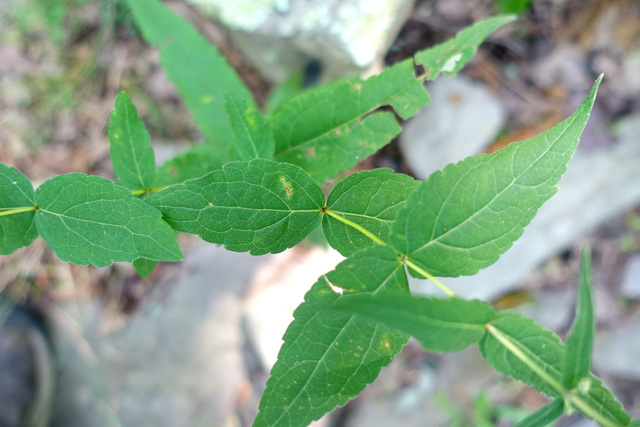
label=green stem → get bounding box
[0,206,37,217]
[486,323,565,392]
[567,393,622,427]
[323,208,455,296]
[403,258,455,297]
[486,324,623,427]
[323,209,385,245]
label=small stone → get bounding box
[620,255,640,299]
[399,76,506,181]
[593,320,640,380]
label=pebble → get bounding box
[399,76,506,181]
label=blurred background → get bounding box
[1,0,640,426]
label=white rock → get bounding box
[593,320,640,380]
[186,0,414,82]
[399,76,506,181]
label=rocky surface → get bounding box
[185,0,414,82]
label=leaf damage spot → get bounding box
[280,176,294,197]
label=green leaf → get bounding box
[269,16,514,184]
[225,93,275,161]
[391,76,602,278]
[255,245,409,427]
[416,15,517,79]
[133,258,158,277]
[0,164,37,255]
[330,294,495,352]
[514,399,563,427]
[481,311,565,399]
[146,159,324,255]
[481,311,630,426]
[108,91,156,190]
[496,0,532,15]
[126,0,254,163]
[264,74,303,115]
[323,169,418,256]
[562,246,595,389]
[630,419,640,426]
[153,144,225,187]
[35,173,182,266]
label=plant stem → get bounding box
[486,324,624,426]
[323,209,385,245]
[403,258,455,296]
[0,206,37,217]
[323,208,455,296]
[486,323,565,393]
[567,393,623,427]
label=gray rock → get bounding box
[620,255,640,300]
[515,287,574,332]
[50,244,268,427]
[243,247,345,370]
[186,0,414,82]
[411,113,640,301]
[593,320,640,380]
[399,76,506,181]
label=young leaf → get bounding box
[416,15,516,80]
[481,311,565,399]
[481,311,630,426]
[108,91,156,191]
[126,0,254,163]
[255,245,409,427]
[35,173,182,266]
[270,16,514,184]
[562,246,595,389]
[0,163,37,255]
[133,258,158,277]
[225,93,275,161]
[323,169,418,256]
[330,294,495,352]
[146,159,324,255]
[514,399,564,427]
[391,76,602,278]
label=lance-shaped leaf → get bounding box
[255,245,409,427]
[0,163,37,255]
[35,173,182,267]
[391,76,602,278]
[127,0,254,163]
[481,311,630,426]
[416,15,516,80]
[330,294,495,352]
[563,246,595,389]
[108,91,156,190]
[226,93,275,161]
[146,159,324,255]
[514,399,564,427]
[323,169,418,256]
